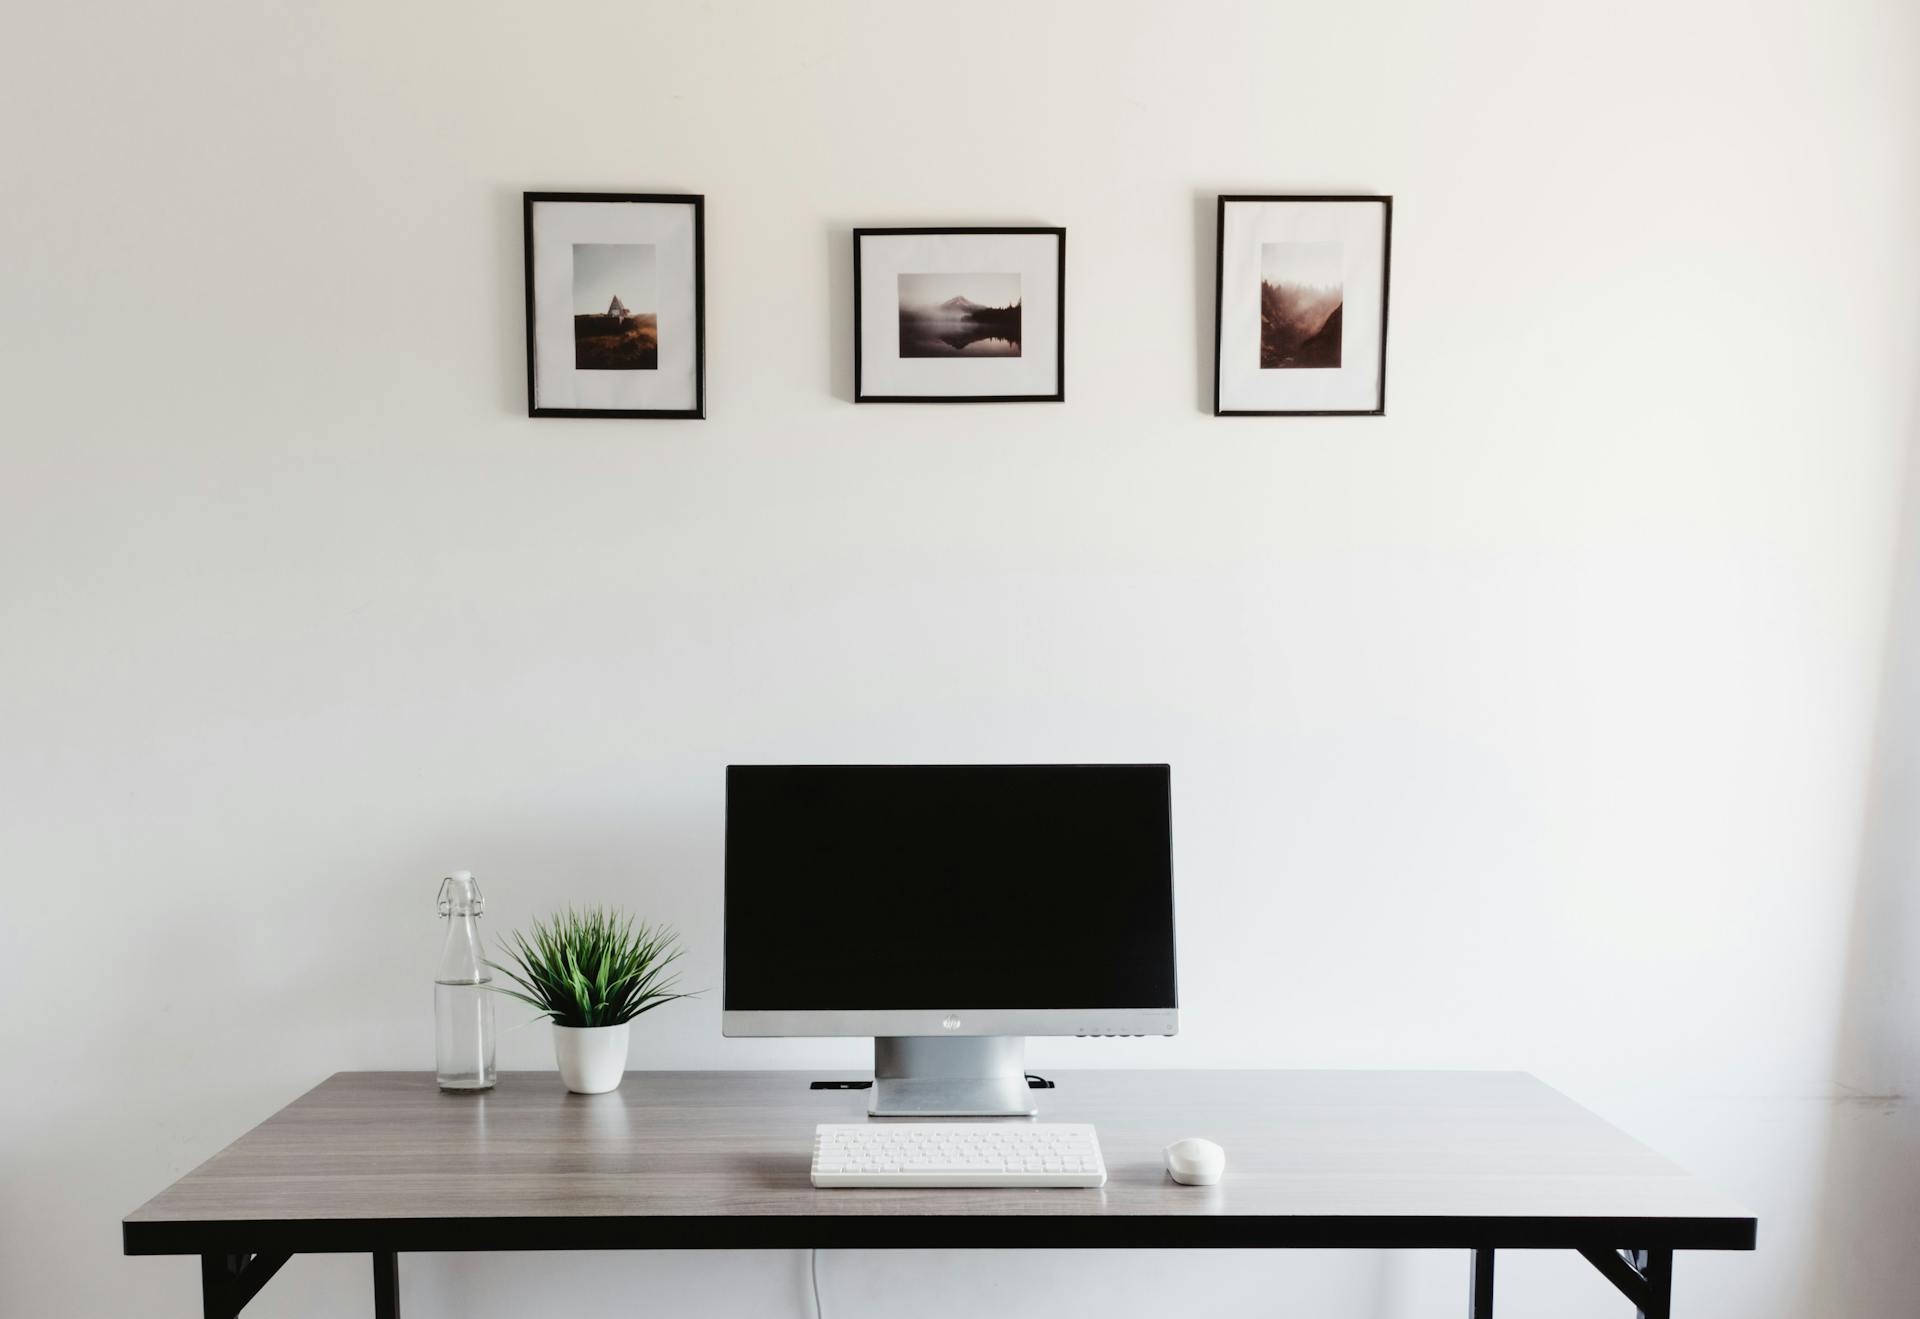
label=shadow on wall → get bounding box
[1191,190,1215,416]
[1811,406,1920,1314]
[499,187,528,416]
[827,223,855,404]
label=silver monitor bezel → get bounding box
[721,1006,1179,1038]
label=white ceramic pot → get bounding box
[552,1022,630,1094]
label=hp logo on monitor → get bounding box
[942,1014,962,1031]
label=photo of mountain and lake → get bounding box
[1259,241,1342,370]
[573,242,658,370]
[897,272,1022,358]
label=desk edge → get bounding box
[122,1211,1759,1256]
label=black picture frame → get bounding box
[1213,195,1392,417]
[524,191,706,419]
[853,227,1066,404]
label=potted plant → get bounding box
[488,908,691,1094]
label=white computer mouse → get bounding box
[1164,1137,1226,1186]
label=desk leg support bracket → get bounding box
[1579,1248,1674,1319]
[198,1251,399,1319]
[199,1251,290,1319]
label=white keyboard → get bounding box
[811,1123,1107,1188]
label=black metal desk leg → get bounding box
[1632,1249,1672,1319]
[372,1252,400,1318]
[1469,1248,1495,1317]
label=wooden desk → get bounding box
[123,1070,1754,1318]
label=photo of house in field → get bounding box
[573,245,658,370]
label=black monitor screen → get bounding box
[724,764,1176,1010]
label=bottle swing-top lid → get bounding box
[437,871,484,917]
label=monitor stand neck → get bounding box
[870,1036,1037,1117]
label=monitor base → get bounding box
[870,1036,1037,1117]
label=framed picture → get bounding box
[523,192,705,419]
[854,227,1065,403]
[1213,195,1391,416]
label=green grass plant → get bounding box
[488,908,690,1028]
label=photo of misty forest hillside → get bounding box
[1259,241,1343,370]
[897,271,1022,358]
[572,242,658,370]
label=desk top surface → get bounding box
[123,1070,1755,1254]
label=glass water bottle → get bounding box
[435,871,496,1091]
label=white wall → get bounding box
[1813,383,1920,1316]
[2,1,1916,1315]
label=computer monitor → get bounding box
[723,764,1177,1115]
